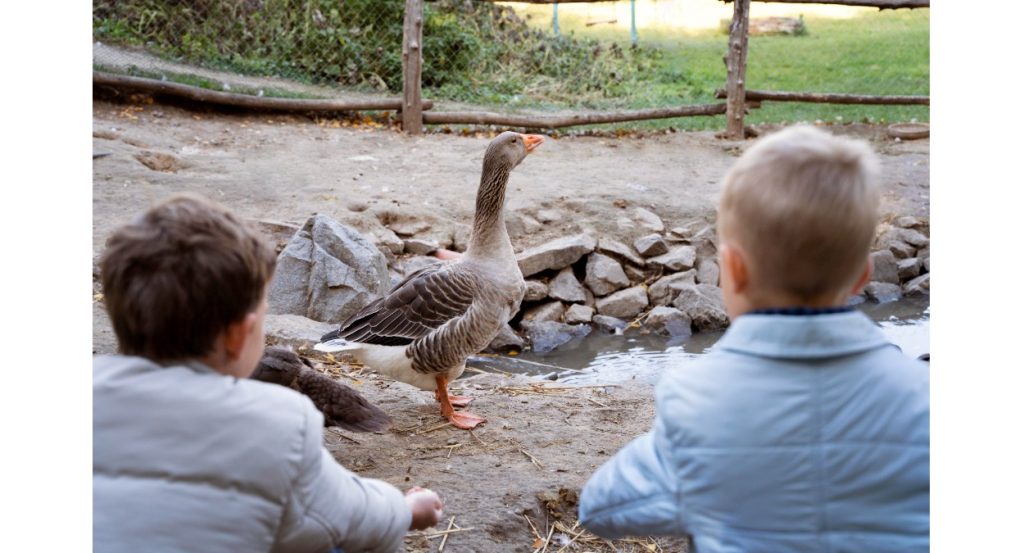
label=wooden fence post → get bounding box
[402,0,424,135]
[724,0,750,139]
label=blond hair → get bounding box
[717,125,881,300]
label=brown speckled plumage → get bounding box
[251,346,391,432]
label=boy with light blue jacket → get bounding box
[579,126,929,552]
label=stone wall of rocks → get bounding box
[266,210,930,356]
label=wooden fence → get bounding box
[92,0,929,137]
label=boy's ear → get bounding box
[721,243,749,294]
[222,313,258,361]
[850,256,873,296]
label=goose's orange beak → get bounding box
[521,134,545,154]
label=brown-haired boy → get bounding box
[93,193,442,552]
[579,126,929,552]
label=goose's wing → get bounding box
[333,263,480,346]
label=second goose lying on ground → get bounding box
[251,346,391,432]
[316,131,544,429]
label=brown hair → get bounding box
[100,193,276,362]
[717,125,881,300]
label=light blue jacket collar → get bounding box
[715,310,891,359]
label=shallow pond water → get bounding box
[469,296,930,385]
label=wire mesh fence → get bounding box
[91,0,929,130]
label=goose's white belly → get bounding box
[347,344,464,391]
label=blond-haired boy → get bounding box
[579,126,929,552]
[94,194,443,553]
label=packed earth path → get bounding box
[92,99,929,552]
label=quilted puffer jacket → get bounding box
[579,311,929,553]
[94,355,410,553]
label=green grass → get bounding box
[502,5,929,131]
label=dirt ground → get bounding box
[92,98,929,552]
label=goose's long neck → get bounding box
[465,158,512,260]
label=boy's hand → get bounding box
[405,487,444,530]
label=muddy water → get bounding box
[470,296,930,385]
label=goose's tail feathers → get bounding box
[314,338,360,353]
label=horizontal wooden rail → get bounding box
[93,72,433,112]
[715,88,929,105]
[719,0,928,9]
[422,104,728,129]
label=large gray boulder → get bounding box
[585,253,630,296]
[596,286,649,319]
[649,245,698,272]
[671,283,729,331]
[268,215,389,324]
[648,269,697,306]
[548,267,588,303]
[870,250,900,285]
[516,234,597,277]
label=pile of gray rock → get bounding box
[860,216,931,304]
[262,210,930,357]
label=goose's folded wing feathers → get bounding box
[337,264,480,346]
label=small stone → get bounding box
[548,267,587,303]
[887,240,916,260]
[585,253,631,296]
[451,224,472,252]
[894,227,929,248]
[521,301,565,324]
[264,314,339,350]
[897,257,922,281]
[847,293,867,306]
[644,306,693,338]
[536,209,562,224]
[917,247,930,273]
[596,238,646,267]
[648,270,698,306]
[516,234,598,277]
[523,280,549,302]
[634,234,670,257]
[525,321,591,354]
[634,207,665,233]
[375,228,405,255]
[623,264,647,284]
[565,304,595,324]
[696,258,720,286]
[903,273,930,295]
[864,282,902,303]
[592,315,628,334]
[667,226,693,241]
[671,283,729,331]
[895,216,922,229]
[595,286,649,319]
[485,323,525,353]
[403,238,439,256]
[392,256,442,278]
[648,246,698,272]
[869,250,900,285]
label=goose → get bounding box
[251,346,392,432]
[315,131,545,429]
